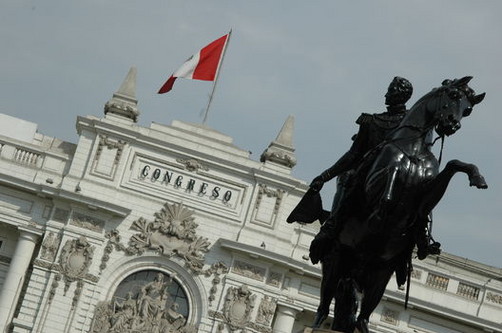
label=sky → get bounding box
[1,1,501,268]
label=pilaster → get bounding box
[272,302,303,333]
[0,228,39,332]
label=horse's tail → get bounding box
[405,251,413,309]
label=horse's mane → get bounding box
[409,86,446,113]
[398,85,447,131]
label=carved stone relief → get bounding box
[232,260,266,281]
[380,307,399,325]
[59,236,94,293]
[99,202,211,274]
[44,237,95,309]
[411,269,423,280]
[210,285,272,333]
[266,271,282,288]
[127,202,210,272]
[90,272,196,333]
[256,296,277,326]
[70,212,105,232]
[486,292,502,305]
[40,232,61,262]
[222,285,256,331]
[176,158,209,172]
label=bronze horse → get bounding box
[303,77,486,333]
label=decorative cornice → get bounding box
[219,239,321,278]
[428,252,502,281]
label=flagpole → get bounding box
[202,29,232,125]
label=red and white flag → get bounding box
[158,32,231,94]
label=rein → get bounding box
[431,135,445,166]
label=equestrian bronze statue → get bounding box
[288,77,486,333]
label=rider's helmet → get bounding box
[385,76,413,106]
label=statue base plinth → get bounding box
[303,328,344,333]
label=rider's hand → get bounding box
[310,176,324,192]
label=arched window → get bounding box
[112,270,189,318]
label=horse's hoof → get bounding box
[470,175,488,189]
[354,319,369,333]
[312,312,327,328]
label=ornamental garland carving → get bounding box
[204,262,229,306]
[40,231,61,262]
[100,229,127,272]
[255,184,284,215]
[486,292,502,305]
[96,135,127,165]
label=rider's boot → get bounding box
[309,217,338,264]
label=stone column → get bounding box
[273,302,303,333]
[0,229,39,332]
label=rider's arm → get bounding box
[310,114,371,190]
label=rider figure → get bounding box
[309,76,440,264]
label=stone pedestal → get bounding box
[303,328,345,333]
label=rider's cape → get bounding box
[287,188,330,224]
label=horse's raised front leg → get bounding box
[419,159,487,216]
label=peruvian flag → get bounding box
[158,32,231,94]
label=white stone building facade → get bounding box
[0,68,500,333]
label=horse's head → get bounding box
[433,76,485,136]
